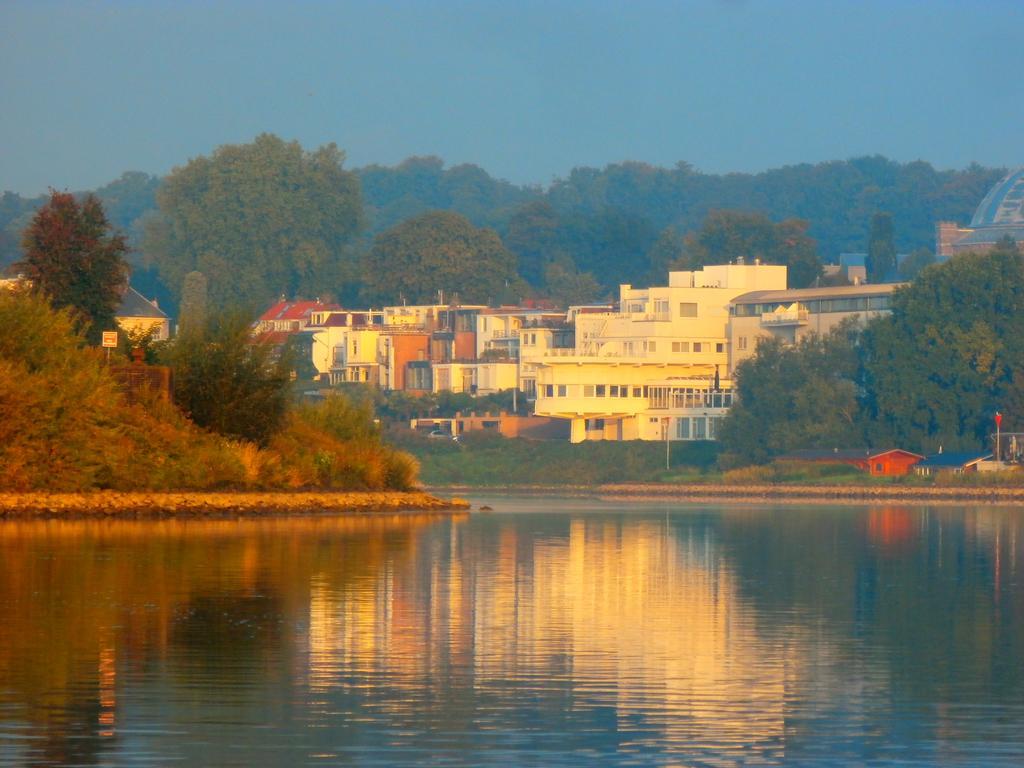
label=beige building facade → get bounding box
[533,264,786,443]
[728,283,900,374]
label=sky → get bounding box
[2,0,1024,196]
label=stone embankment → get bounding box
[0,490,470,519]
[599,482,1024,504]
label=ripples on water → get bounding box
[0,500,1022,766]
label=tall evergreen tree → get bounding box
[16,191,128,343]
[867,212,897,283]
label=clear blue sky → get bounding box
[2,0,1023,195]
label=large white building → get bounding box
[532,263,787,443]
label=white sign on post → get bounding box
[101,331,118,348]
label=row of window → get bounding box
[626,301,701,318]
[541,384,732,410]
[732,296,891,317]
[646,416,724,440]
[585,415,723,440]
[620,340,726,355]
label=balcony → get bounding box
[489,329,520,341]
[760,309,808,326]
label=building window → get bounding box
[708,417,723,440]
[633,387,642,398]
[545,385,554,398]
[672,341,691,353]
[596,385,606,397]
[647,341,657,353]
[679,302,698,317]
[586,418,605,431]
[557,385,567,397]
[738,336,748,351]
[610,385,619,397]
[692,342,702,353]
[676,418,690,440]
[619,386,629,398]
[716,342,724,353]
[692,418,707,439]
[654,299,669,317]
[584,385,595,397]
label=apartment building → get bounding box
[728,283,900,374]
[532,264,786,443]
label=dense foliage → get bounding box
[0,290,420,492]
[717,326,862,466]
[721,241,1024,463]
[143,134,362,309]
[16,191,128,343]
[681,211,822,288]
[362,210,521,304]
[863,239,1024,452]
[0,289,244,490]
[4,150,1001,314]
[161,310,294,445]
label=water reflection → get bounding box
[0,503,1022,766]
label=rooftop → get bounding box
[971,167,1024,228]
[916,452,993,468]
[259,300,339,322]
[731,283,902,305]
[117,286,167,319]
[778,448,922,462]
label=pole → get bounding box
[996,411,1003,463]
[664,418,670,471]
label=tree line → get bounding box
[0,134,1003,316]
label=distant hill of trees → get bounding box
[1,144,1005,314]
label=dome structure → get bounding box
[971,168,1024,227]
[939,168,1024,256]
[970,167,1024,230]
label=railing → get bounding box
[489,329,520,340]
[761,309,808,325]
[541,348,579,357]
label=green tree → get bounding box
[503,201,569,287]
[162,310,293,445]
[718,325,863,465]
[682,211,822,288]
[178,270,208,334]
[862,239,1024,452]
[362,211,519,304]
[867,212,897,283]
[897,246,937,281]
[144,133,362,308]
[644,226,686,284]
[542,262,601,306]
[15,191,128,343]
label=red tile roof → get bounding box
[259,300,339,322]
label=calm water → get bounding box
[1,497,1022,766]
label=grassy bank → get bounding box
[393,430,720,486]
[396,431,1024,493]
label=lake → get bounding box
[1,496,1022,766]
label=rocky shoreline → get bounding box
[433,482,1024,505]
[598,482,1024,504]
[0,490,471,519]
